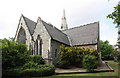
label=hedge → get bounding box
[22,65,55,76]
[30,55,45,65]
[2,65,55,77]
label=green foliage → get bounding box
[57,44,99,68]
[2,38,31,69]
[107,2,120,28]
[22,65,55,77]
[83,55,98,72]
[111,48,120,62]
[2,38,55,77]
[3,65,55,77]
[57,60,70,69]
[2,66,23,77]
[117,53,120,62]
[30,55,45,65]
[100,40,114,60]
[23,61,38,69]
[116,41,120,48]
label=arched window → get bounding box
[35,35,42,55]
[17,27,26,44]
[35,39,38,55]
[40,39,42,55]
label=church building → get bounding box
[14,10,100,65]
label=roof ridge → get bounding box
[42,20,53,27]
[64,21,99,31]
[23,15,36,24]
[22,15,37,35]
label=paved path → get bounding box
[55,61,114,74]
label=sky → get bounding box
[0,0,119,45]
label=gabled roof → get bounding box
[22,15,70,45]
[21,15,99,46]
[42,21,70,45]
[63,22,99,46]
[23,15,36,35]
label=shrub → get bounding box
[23,61,38,69]
[2,66,23,77]
[30,55,45,65]
[74,58,82,67]
[2,38,55,77]
[2,38,31,69]
[57,60,70,69]
[117,53,120,62]
[57,44,99,68]
[22,67,54,77]
[38,65,55,75]
[3,65,55,77]
[83,55,98,72]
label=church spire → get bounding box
[61,9,68,30]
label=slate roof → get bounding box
[23,16,36,35]
[42,21,70,45]
[23,15,70,45]
[63,22,99,46]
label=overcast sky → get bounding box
[0,0,119,45]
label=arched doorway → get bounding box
[17,27,26,44]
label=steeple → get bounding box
[61,9,68,30]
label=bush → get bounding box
[22,66,54,77]
[3,65,55,77]
[57,60,70,69]
[83,55,98,72]
[30,55,45,65]
[2,38,55,77]
[2,66,23,77]
[37,65,55,75]
[117,53,120,62]
[57,44,99,68]
[2,38,31,69]
[23,61,38,69]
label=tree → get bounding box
[107,1,120,53]
[110,48,120,61]
[100,40,114,60]
[107,2,120,28]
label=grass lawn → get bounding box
[44,60,119,78]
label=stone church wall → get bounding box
[51,40,62,65]
[32,18,51,64]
